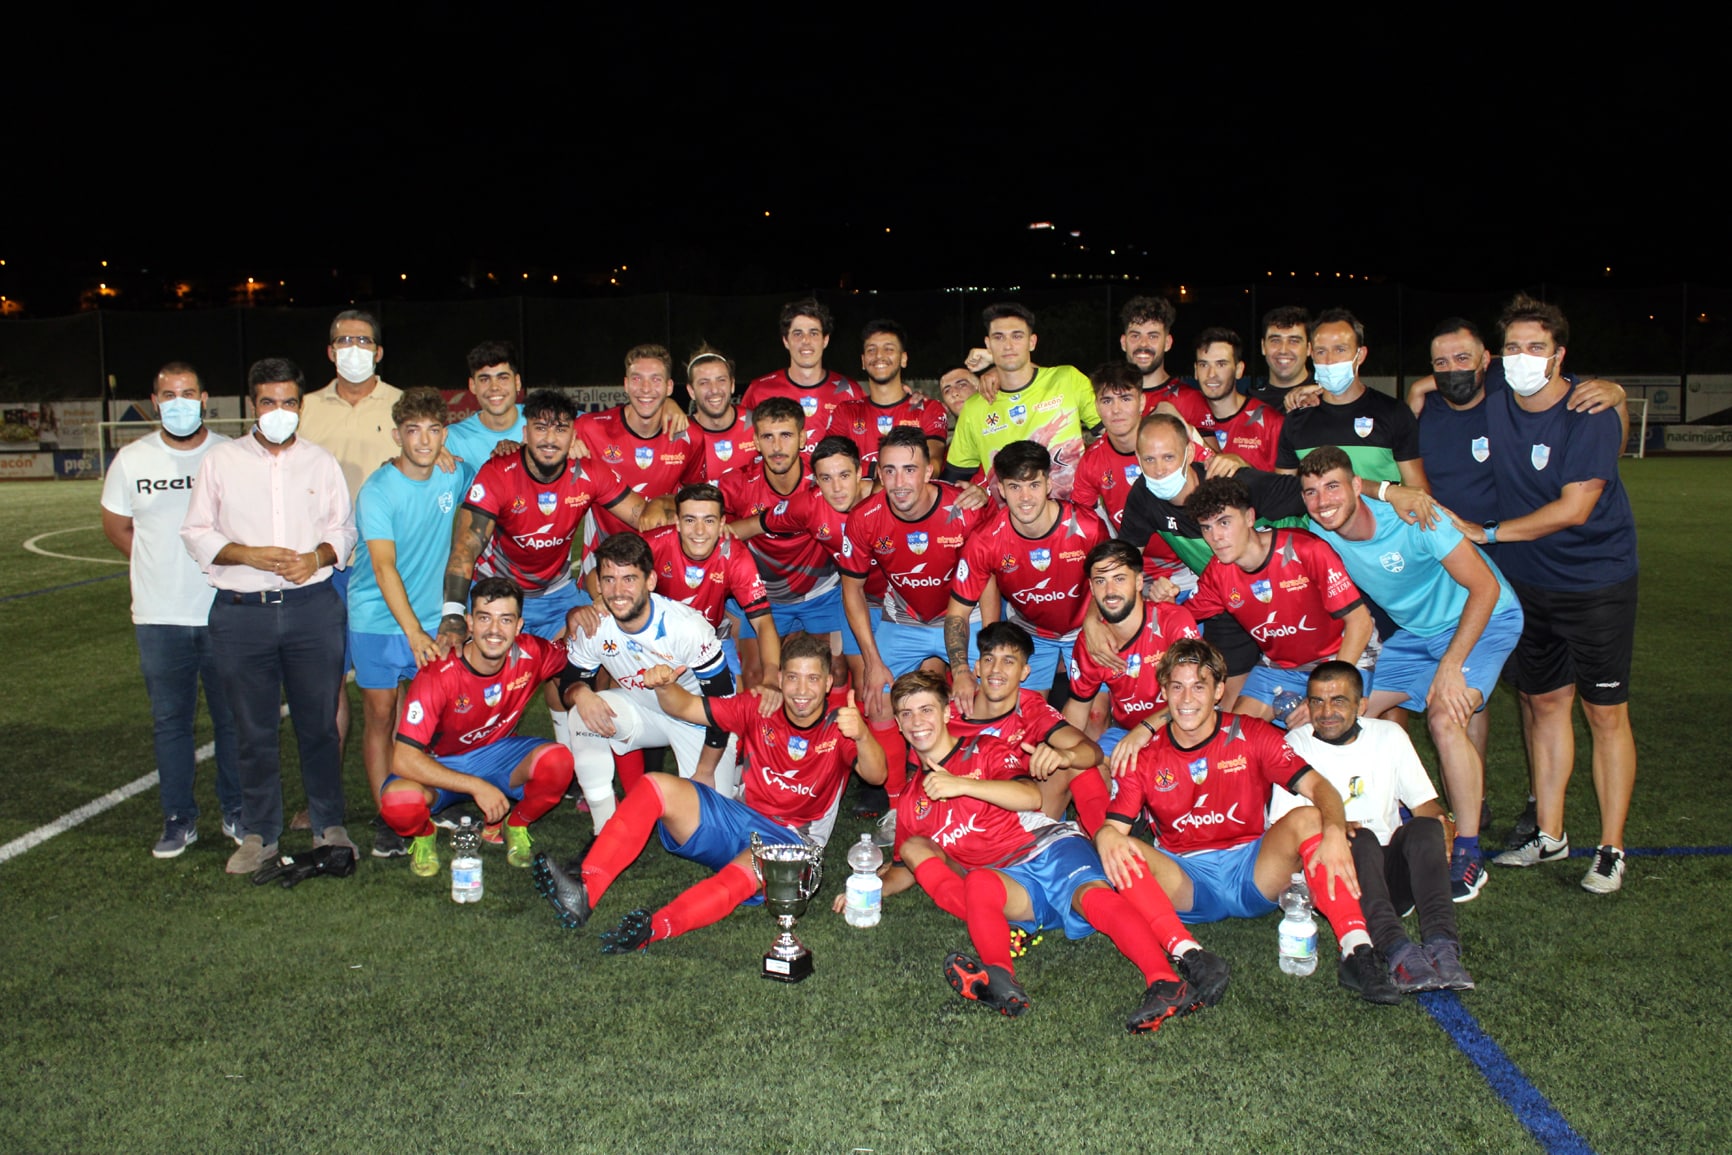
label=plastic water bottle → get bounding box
[1271,687,1305,726]
[1277,872,1317,976]
[451,817,483,904]
[844,833,884,928]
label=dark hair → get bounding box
[878,425,930,464]
[1310,307,1366,347]
[981,301,1036,334]
[890,670,950,712]
[1157,637,1226,686]
[1294,444,1355,480]
[624,343,675,378]
[247,357,304,399]
[811,435,861,470]
[686,342,735,384]
[994,440,1051,482]
[1307,659,1365,698]
[392,386,450,427]
[1120,295,1176,332]
[1187,477,1254,525]
[466,339,518,376]
[594,531,654,576]
[1194,327,1245,363]
[328,308,380,345]
[861,318,909,348]
[976,621,1035,662]
[469,576,524,613]
[780,298,834,338]
[674,483,725,513]
[1261,306,1311,336]
[780,632,832,668]
[1429,317,1483,345]
[753,395,805,431]
[1089,360,1142,400]
[522,387,577,424]
[1498,293,1570,348]
[1085,538,1142,578]
[155,361,201,390]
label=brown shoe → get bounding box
[313,826,358,855]
[227,834,279,875]
[290,809,311,831]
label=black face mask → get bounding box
[1435,369,1482,405]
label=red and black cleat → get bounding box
[943,951,1030,1018]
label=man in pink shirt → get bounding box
[181,357,358,875]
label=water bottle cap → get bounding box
[1290,872,1305,884]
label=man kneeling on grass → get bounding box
[889,671,1230,1033]
[532,633,884,951]
[383,577,576,876]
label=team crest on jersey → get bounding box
[1188,757,1209,785]
[1124,464,1142,484]
[913,794,932,819]
[1354,417,1374,439]
[684,565,705,589]
[1153,766,1177,792]
[787,734,809,761]
[601,639,620,656]
[877,414,894,435]
[1379,551,1406,573]
[438,492,455,514]
[1008,401,1028,425]
[850,418,867,435]
[873,535,895,555]
[510,496,526,514]
[816,523,832,541]
[1029,548,1051,572]
[1531,443,1551,470]
[1215,430,1229,449]
[537,490,557,515]
[760,722,778,745]
[483,684,503,708]
[1124,652,1142,678]
[603,445,623,464]
[1471,436,1490,463]
[635,446,654,469]
[1227,588,1244,609]
[714,439,733,461]
[451,694,472,714]
[1001,554,1019,574]
[1099,468,1115,492]
[907,531,929,555]
[799,396,820,416]
[1251,579,1273,603]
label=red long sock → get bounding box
[581,778,668,908]
[1302,833,1369,940]
[964,870,1015,975]
[648,862,759,942]
[1078,885,1178,986]
[870,719,908,799]
[379,790,433,838]
[614,749,646,796]
[1114,872,1196,959]
[1068,766,1111,834]
[913,857,967,919]
[508,745,575,827]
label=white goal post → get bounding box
[94,418,257,480]
[1623,398,1648,459]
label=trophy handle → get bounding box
[748,832,766,888]
[800,845,823,900]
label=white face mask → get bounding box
[1313,359,1357,395]
[335,345,377,384]
[1503,353,1552,396]
[257,408,300,444]
[157,396,203,438]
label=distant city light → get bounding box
[1028,221,1053,230]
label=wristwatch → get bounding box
[1482,521,1499,544]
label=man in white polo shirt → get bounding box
[100,361,242,857]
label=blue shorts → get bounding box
[876,618,977,679]
[840,604,870,657]
[521,583,588,640]
[657,782,800,905]
[387,734,546,814]
[1000,832,1108,940]
[768,583,845,638]
[1159,837,1279,924]
[349,631,417,691]
[1370,605,1523,713]
[1097,725,1129,758]
[1026,633,1075,695]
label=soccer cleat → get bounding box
[1386,941,1445,994]
[1338,944,1403,1005]
[409,834,441,878]
[370,814,408,859]
[1126,978,1194,1034]
[221,812,244,847]
[1450,846,1489,903]
[872,809,897,849]
[531,851,592,929]
[1493,830,1569,868]
[1505,798,1539,850]
[504,824,534,868]
[600,909,654,954]
[1581,845,1626,894]
[1423,937,1476,991]
[226,835,278,875]
[852,783,888,820]
[943,951,1030,1018]
[153,815,198,859]
[1174,947,1231,1013]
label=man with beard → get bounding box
[1166,329,1284,472]
[685,344,756,481]
[742,298,862,454]
[1119,295,1183,410]
[825,319,947,475]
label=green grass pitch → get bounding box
[0,462,1727,1154]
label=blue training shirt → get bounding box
[444,406,525,468]
[348,458,477,635]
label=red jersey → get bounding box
[694,409,757,480]
[1141,380,1187,414]
[1072,438,1187,576]
[741,370,862,453]
[717,459,838,602]
[1198,398,1283,472]
[948,688,1070,753]
[465,451,628,596]
[953,502,1108,640]
[705,690,859,831]
[643,524,769,631]
[397,635,568,758]
[839,482,991,625]
[1185,528,1365,668]
[1109,712,1311,854]
[573,407,705,537]
[893,734,1044,868]
[759,484,884,601]
[825,392,947,469]
[1067,601,1202,729]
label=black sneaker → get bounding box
[1386,941,1445,994]
[531,851,592,930]
[1505,798,1538,850]
[370,814,408,859]
[1126,978,1194,1034]
[1422,937,1476,991]
[1450,846,1488,903]
[1338,944,1402,1005]
[943,951,1030,1017]
[852,783,888,820]
[1174,947,1231,1013]
[600,909,653,954]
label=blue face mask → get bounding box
[1313,360,1357,394]
[1143,457,1189,501]
[157,397,203,438]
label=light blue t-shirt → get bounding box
[444,407,525,467]
[348,459,477,635]
[1313,498,1518,639]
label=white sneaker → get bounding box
[1581,845,1625,894]
[1493,830,1569,867]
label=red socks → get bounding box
[1113,871,1195,960]
[1068,766,1111,834]
[870,719,908,799]
[1301,833,1369,940]
[613,749,646,796]
[508,744,574,827]
[964,870,1015,974]
[1078,885,1178,986]
[581,778,668,908]
[649,862,759,943]
[379,789,433,838]
[913,857,967,919]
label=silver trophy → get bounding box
[749,832,823,983]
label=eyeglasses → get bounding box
[331,335,378,348]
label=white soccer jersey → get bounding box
[1269,718,1439,845]
[564,594,728,713]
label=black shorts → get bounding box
[1199,612,1260,678]
[1506,575,1637,706]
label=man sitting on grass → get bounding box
[382,577,575,876]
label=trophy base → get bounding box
[761,950,814,983]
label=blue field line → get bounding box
[0,571,128,603]
[1566,845,1732,857]
[1422,991,1597,1155]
